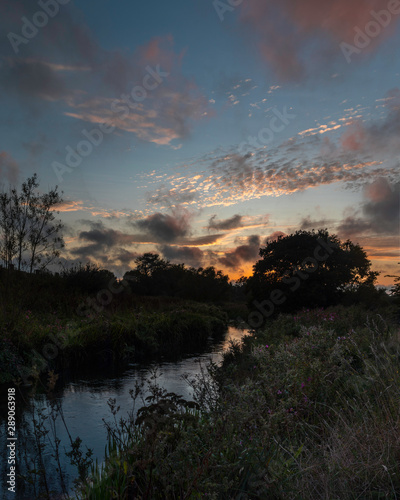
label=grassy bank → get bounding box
[0,300,228,385]
[79,304,400,499]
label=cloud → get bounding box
[337,177,400,238]
[300,216,330,230]
[56,200,90,212]
[79,223,139,248]
[70,222,145,262]
[208,214,243,231]
[1,2,210,146]
[341,88,400,158]
[145,109,400,208]
[0,151,19,184]
[70,243,104,260]
[147,186,197,206]
[133,210,191,243]
[219,234,261,268]
[183,234,224,246]
[146,139,396,208]
[159,245,204,267]
[265,231,287,243]
[340,121,367,151]
[336,217,372,239]
[115,249,140,265]
[237,0,399,81]
[1,58,68,102]
[362,178,400,233]
[62,35,210,146]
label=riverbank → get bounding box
[80,304,400,499]
[0,299,229,386]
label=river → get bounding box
[0,325,248,499]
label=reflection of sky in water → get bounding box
[0,326,248,498]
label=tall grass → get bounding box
[80,305,400,499]
[0,301,228,385]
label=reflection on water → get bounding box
[0,326,248,499]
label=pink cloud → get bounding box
[364,176,393,202]
[341,121,367,151]
[238,0,400,80]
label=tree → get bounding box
[0,190,17,269]
[123,254,232,301]
[13,174,39,270]
[386,265,400,304]
[124,253,170,295]
[62,262,116,294]
[0,174,64,273]
[246,229,378,314]
[133,253,169,278]
[26,186,64,273]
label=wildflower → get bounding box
[277,389,282,395]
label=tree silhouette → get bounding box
[246,229,378,313]
[0,174,64,273]
[124,254,231,301]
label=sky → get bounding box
[0,0,399,284]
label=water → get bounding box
[0,326,248,499]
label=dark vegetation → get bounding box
[244,229,390,316]
[79,305,400,499]
[1,175,399,498]
[0,261,232,386]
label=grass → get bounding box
[77,304,400,499]
[0,299,228,386]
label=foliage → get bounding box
[61,262,117,294]
[246,229,378,315]
[80,306,400,499]
[386,266,400,305]
[0,298,228,385]
[124,253,232,302]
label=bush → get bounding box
[61,262,116,294]
[81,306,400,498]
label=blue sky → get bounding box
[0,0,399,283]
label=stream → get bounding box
[0,325,248,499]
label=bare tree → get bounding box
[0,174,64,273]
[0,190,17,269]
[27,187,64,273]
[11,173,40,271]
